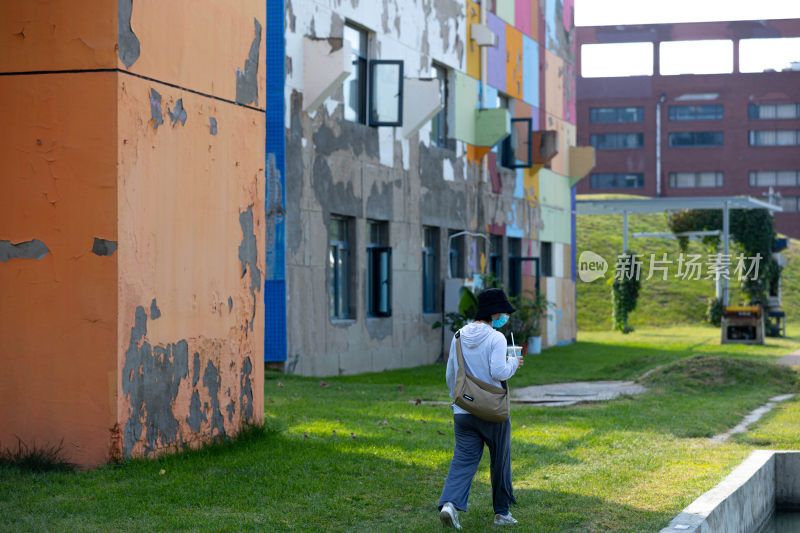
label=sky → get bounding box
[575,0,800,76]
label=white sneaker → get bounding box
[439,502,462,530]
[494,512,518,526]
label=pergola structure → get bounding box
[576,196,782,305]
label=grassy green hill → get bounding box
[575,200,800,332]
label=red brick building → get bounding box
[575,19,800,237]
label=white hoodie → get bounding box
[445,321,520,415]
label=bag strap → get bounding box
[455,330,466,379]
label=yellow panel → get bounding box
[466,0,481,80]
[544,50,564,120]
[524,164,542,202]
[505,25,523,99]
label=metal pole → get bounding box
[622,211,629,251]
[656,93,666,197]
[722,201,730,306]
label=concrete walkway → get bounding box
[511,381,648,407]
[777,348,800,366]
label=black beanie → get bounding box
[474,288,516,321]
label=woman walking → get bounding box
[438,288,524,530]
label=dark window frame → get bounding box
[368,59,404,127]
[668,105,723,121]
[541,241,553,278]
[590,133,644,150]
[448,230,464,279]
[501,118,533,168]
[343,23,368,125]
[329,215,353,320]
[590,173,644,189]
[422,226,439,313]
[431,64,449,148]
[589,106,644,123]
[668,131,724,147]
[489,235,503,282]
[366,220,392,317]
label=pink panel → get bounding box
[564,62,576,125]
[515,0,531,37]
[562,0,574,31]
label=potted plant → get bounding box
[506,290,552,355]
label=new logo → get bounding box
[578,251,608,283]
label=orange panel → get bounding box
[125,0,266,108]
[505,24,523,99]
[0,72,118,468]
[0,1,118,72]
[467,143,492,165]
[117,74,265,458]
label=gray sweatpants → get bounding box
[438,413,517,515]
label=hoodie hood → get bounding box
[459,321,498,350]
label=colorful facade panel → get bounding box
[522,34,540,106]
[486,12,506,91]
[505,24,523,99]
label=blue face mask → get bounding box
[492,314,509,328]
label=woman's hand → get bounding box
[516,355,524,367]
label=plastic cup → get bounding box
[507,345,522,358]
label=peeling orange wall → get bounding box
[1,1,265,468]
[0,73,119,468]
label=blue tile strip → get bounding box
[264,0,287,362]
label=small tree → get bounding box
[611,251,641,333]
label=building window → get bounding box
[778,197,800,212]
[366,220,391,317]
[448,230,464,278]
[368,60,403,126]
[431,64,449,147]
[669,172,724,188]
[668,105,723,121]
[749,103,800,120]
[590,173,644,189]
[749,130,800,146]
[589,107,644,123]
[749,170,800,187]
[668,131,723,147]
[489,235,503,282]
[329,216,352,319]
[541,241,552,277]
[343,23,368,124]
[590,133,644,149]
[422,226,439,313]
[501,118,534,168]
[508,238,522,297]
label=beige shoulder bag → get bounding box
[452,330,510,423]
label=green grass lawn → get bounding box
[576,203,800,332]
[2,325,800,532]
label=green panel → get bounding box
[452,71,478,144]
[539,168,572,244]
[495,0,515,25]
[474,108,510,147]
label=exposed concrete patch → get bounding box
[285,92,304,255]
[191,352,200,387]
[710,394,795,444]
[168,98,187,127]
[91,238,117,256]
[238,205,260,331]
[365,317,392,340]
[121,306,189,457]
[0,239,50,262]
[511,381,648,406]
[312,120,379,159]
[186,390,207,432]
[202,359,226,437]
[311,156,360,217]
[265,151,285,282]
[239,357,254,420]
[209,117,217,135]
[149,89,164,130]
[149,298,161,319]
[117,0,140,68]
[226,400,235,422]
[235,18,262,106]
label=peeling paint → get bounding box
[186,390,207,432]
[122,306,189,457]
[239,357,254,420]
[228,296,233,312]
[149,89,164,130]
[91,238,117,256]
[226,400,235,422]
[238,206,261,331]
[192,352,200,387]
[168,98,187,127]
[235,18,262,106]
[202,360,226,437]
[118,0,141,68]
[0,239,50,262]
[209,117,217,135]
[149,298,161,320]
